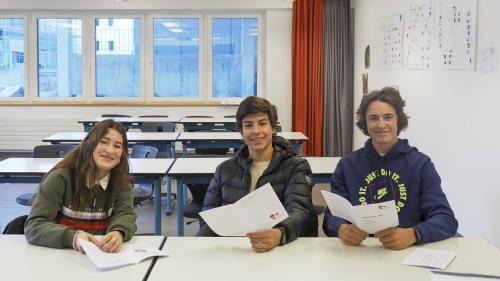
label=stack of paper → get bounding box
[79,239,168,270]
[321,190,399,234]
[401,248,457,269]
[199,183,289,236]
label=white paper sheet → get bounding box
[321,190,399,234]
[401,248,457,269]
[199,183,289,236]
[79,239,168,270]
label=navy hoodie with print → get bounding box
[323,138,458,244]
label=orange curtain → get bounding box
[292,0,324,156]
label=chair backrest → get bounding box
[101,114,131,118]
[184,115,214,118]
[140,122,176,132]
[33,144,77,158]
[2,215,28,234]
[138,115,169,118]
[130,145,159,159]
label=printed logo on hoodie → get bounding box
[357,168,408,212]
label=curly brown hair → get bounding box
[355,87,409,136]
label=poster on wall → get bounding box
[436,0,477,70]
[404,0,435,69]
[383,13,404,69]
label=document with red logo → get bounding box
[199,183,289,236]
[321,190,399,234]
[79,239,168,271]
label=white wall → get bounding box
[352,0,500,246]
[0,1,293,147]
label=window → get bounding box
[95,18,141,98]
[0,12,262,104]
[37,18,82,98]
[153,18,200,98]
[0,18,24,98]
[210,17,258,98]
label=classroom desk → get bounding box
[177,132,309,156]
[148,237,500,281]
[43,132,179,158]
[302,156,340,183]
[178,117,236,132]
[0,158,174,235]
[0,235,165,281]
[167,157,336,236]
[79,117,181,131]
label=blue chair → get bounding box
[16,144,77,206]
[130,145,159,206]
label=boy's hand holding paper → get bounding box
[321,190,399,234]
[199,183,289,236]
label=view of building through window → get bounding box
[212,18,258,98]
[153,18,199,98]
[1,15,259,100]
[95,18,141,98]
[37,18,82,98]
[0,18,24,98]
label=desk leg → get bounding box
[296,143,303,156]
[165,176,174,216]
[154,177,161,235]
[182,144,187,156]
[176,179,185,236]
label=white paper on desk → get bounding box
[401,248,456,270]
[79,238,168,271]
[199,183,289,236]
[321,190,399,234]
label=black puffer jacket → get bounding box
[197,136,318,242]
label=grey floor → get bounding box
[0,178,329,237]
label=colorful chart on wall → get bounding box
[404,0,435,69]
[436,0,477,69]
[383,13,404,69]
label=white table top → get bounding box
[167,157,337,176]
[178,117,236,124]
[302,157,340,175]
[148,237,500,281]
[0,158,174,176]
[43,132,179,143]
[177,132,308,141]
[79,117,181,123]
[0,235,165,281]
[167,157,228,176]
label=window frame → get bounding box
[89,13,145,103]
[206,13,263,104]
[0,14,29,102]
[0,10,266,105]
[30,13,87,102]
[145,13,205,103]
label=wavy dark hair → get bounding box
[355,87,409,136]
[236,96,278,134]
[34,120,132,209]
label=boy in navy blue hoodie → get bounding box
[323,87,458,250]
